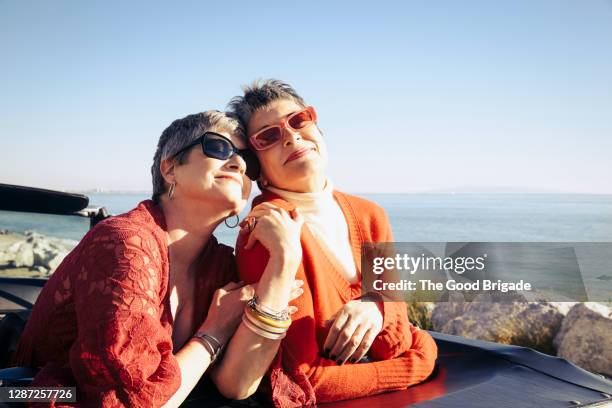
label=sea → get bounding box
[1,193,611,300]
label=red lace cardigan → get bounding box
[11,200,237,407]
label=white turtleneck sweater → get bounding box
[267,180,358,284]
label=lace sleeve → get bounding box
[64,224,180,407]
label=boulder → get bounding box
[10,241,34,268]
[431,300,466,331]
[431,292,567,353]
[554,303,612,377]
[32,237,57,266]
[1,232,74,273]
[407,301,436,329]
[35,265,49,275]
[47,253,67,272]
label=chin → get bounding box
[290,160,325,180]
[208,187,246,213]
[225,195,247,214]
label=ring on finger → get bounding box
[246,217,257,232]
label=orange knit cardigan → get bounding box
[236,190,437,407]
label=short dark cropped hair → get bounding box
[227,79,307,131]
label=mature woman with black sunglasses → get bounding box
[215,81,438,407]
[11,110,304,407]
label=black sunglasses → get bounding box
[173,131,260,181]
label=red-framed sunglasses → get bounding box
[249,106,317,151]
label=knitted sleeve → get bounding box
[366,208,415,360]
[305,325,437,403]
[30,223,181,407]
[236,233,317,407]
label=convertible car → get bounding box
[1,183,611,407]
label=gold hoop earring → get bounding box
[224,214,240,228]
[167,182,176,199]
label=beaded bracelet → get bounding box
[247,295,290,321]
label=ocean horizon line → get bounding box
[76,190,612,196]
[4,182,609,196]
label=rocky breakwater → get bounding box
[554,302,612,377]
[408,294,611,377]
[0,230,77,277]
[430,293,572,354]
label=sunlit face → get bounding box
[172,130,251,215]
[248,99,328,192]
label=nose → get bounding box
[282,126,302,147]
[225,152,246,175]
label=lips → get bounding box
[216,174,243,187]
[285,147,314,164]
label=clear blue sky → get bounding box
[2,0,611,193]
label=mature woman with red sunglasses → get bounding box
[215,80,438,406]
[11,111,304,407]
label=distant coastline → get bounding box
[66,189,151,195]
[66,187,612,196]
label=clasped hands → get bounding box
[321,300,383,365]
[240,202,384,364]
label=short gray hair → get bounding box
[151,110,245,203]
[227,79,307,130]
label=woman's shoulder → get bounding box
[333,191,388,219]
[81,200,168,257]
[333,191,393,241]
[92,200,163,232]
[72,202,169,295]
[251,190,294,211]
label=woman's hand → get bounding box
[239,203,304,266]
[322,300,383,365]
[198,280,303,345]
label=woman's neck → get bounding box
[159,197,226,269]
[268,179,333,206]
[270,173,327,193]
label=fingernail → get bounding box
[296,280,304,286]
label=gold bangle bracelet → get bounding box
[244,309,289,334]
[241,314,286,340]
[242,314,286,340]
[247,295,291,321]
[245,305,292,329]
